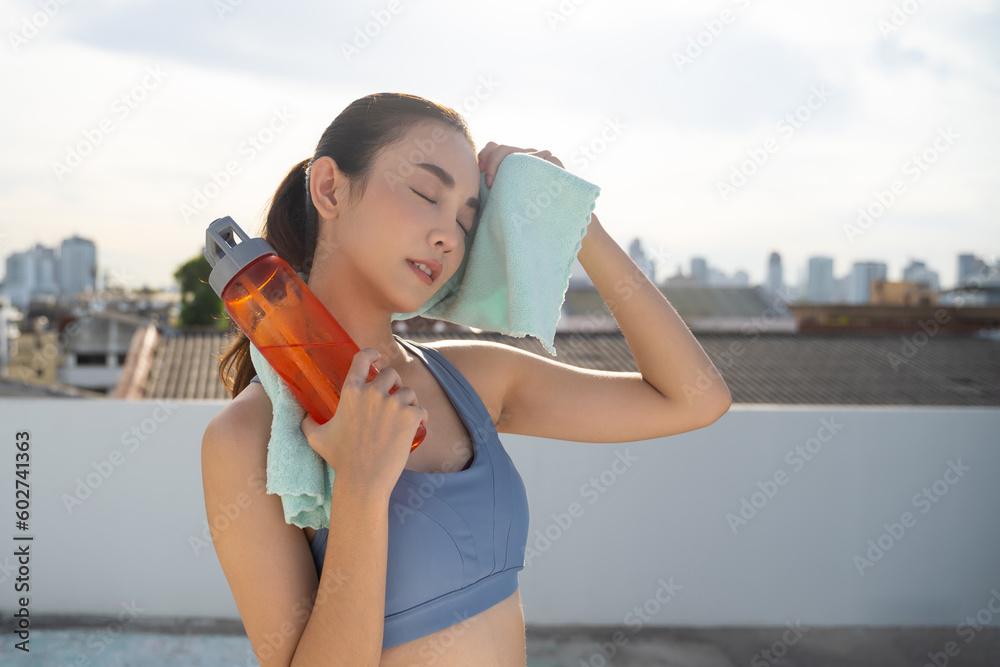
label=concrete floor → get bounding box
[2,618,999,665]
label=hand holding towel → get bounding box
[392,152,600,356]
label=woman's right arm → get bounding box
[201,403,390,667]
[292,476,390,666]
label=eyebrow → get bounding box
[415,163,480,212]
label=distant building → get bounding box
[766,252,784,296]
[807,256,835,304]
[56,311,147,394]
[559,284,796,334]
[3,244,59,310]
[956,253,999,293]
[691,257,708,285]
[958,254,983,287]
[58,235,98,298]
[664,265,699,287]
[628,238,657,284]
[790,301,998,336]
[901,260,940,292]
[848,261,888,304]
[940,258,1000,306]
[1,235,98,310]
[706,266,750,287]
[869,280,937,306]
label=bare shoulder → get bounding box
[201,383,275,513]
[204,382,273,455]
[420,338,516,428]
[201,383,273,504]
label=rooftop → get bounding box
[128,327,1000,406]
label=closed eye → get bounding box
[411,187,470,236]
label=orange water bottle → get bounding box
[204,216,426,450]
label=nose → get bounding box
[430,216,464,254]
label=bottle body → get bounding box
[221,253,425,450]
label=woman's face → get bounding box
[321,121,481,315]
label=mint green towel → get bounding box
[247,152,600,528]
[392,152,600,356]
[248,341,333,528]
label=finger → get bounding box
[372,365,402,393]
[527,149,565,170]
[484,146,525,186]
[484,145,517,172]
[477,142,499,171]
[348,348,381,387]
[539,155,564,169]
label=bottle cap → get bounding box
[204,216,276,297]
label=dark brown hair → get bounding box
[216,92,475,398]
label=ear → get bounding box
[309,156,349,221]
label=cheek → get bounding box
[386,194,424,230]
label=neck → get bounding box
[305,267,413,372]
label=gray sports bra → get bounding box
[249,334,530,649]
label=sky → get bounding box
[1,0,998,293]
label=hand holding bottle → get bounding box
[300,348,427,500]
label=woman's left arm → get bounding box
[484,211,732,442]
[576,212,732,413]
[475,142,732,442]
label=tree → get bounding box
[174,254,229,329]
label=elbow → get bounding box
[709,377,733,417]
[717,386,733,412]
[700,390,732,426]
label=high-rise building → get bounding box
[1,235,99,310]
[807,256,835,303]
[849,261,888,304]
[2,244,59,310]
[902,260,940,292]
[628,238,657,284]
[691,257,708,285]
[957,253,991,288]
[766,252,784,295]
[58,235,98,297]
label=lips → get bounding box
[406,258,441,282]
[407,260,435,285]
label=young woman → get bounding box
[201,92,732,667]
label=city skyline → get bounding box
[4,230,991,306]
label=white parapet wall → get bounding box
[0,399,997,628]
